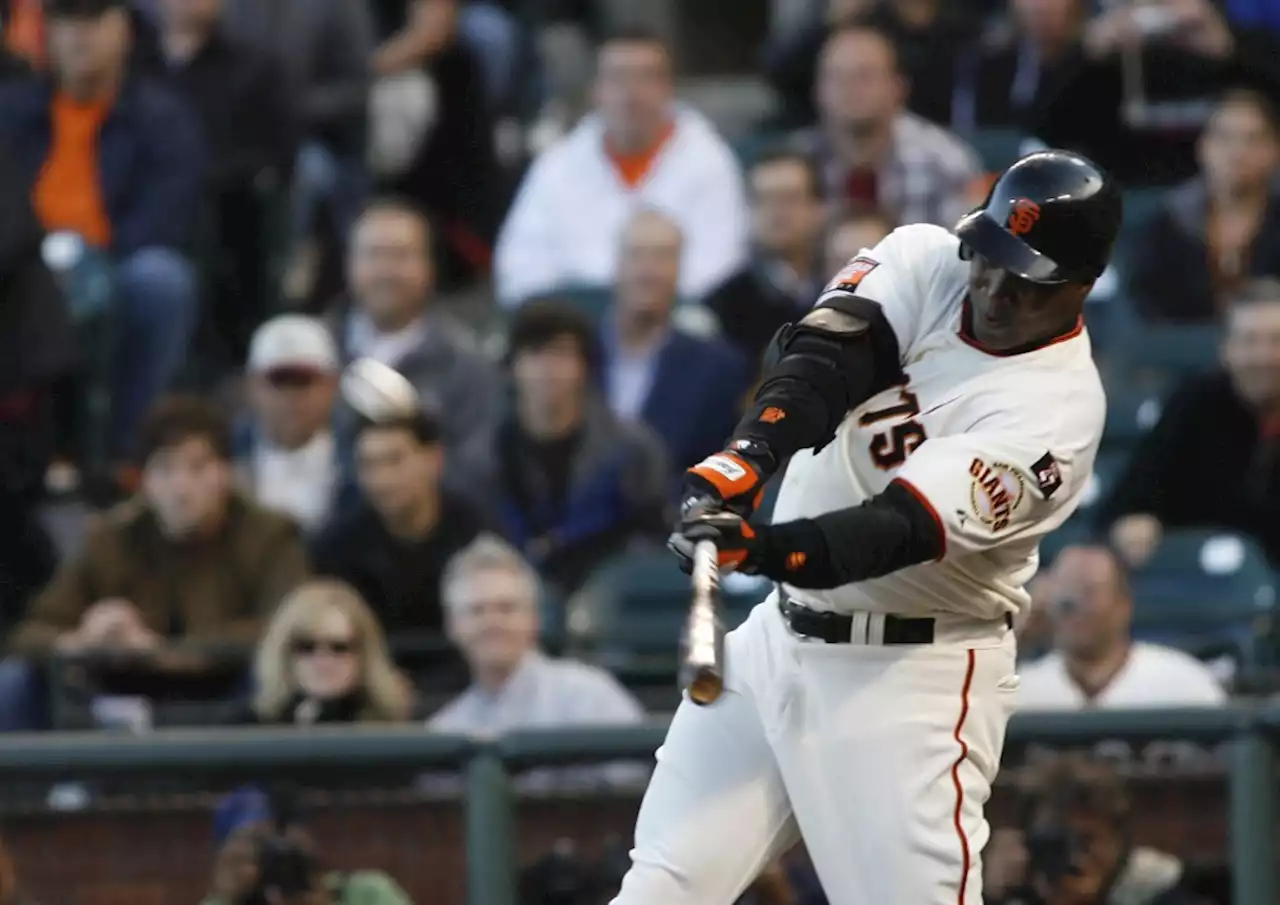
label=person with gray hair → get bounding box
[428,534,647,791]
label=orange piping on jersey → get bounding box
[950,650,977,905]
[606,120,675,189]
[890,477,946,559]
[957,298,1084,357]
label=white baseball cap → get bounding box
[247,315,339,374]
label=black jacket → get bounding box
[310,492,491,632]
[138,30,299,191]
[1034,27,1280,187]
[0,139,75,490]
[950,25,1083,133]
[1096,369,1280,564]
[1126,178,1280,323]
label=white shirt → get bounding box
[251,430,337,533]
[346,312,429,369]
[770,224,1106,621]
[494,104,749,307]
[1017,643,1228,710]
[427,651,648,792]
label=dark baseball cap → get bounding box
[45,0,126,18]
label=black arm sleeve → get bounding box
[728,295,905,472]
[753,481,945,589]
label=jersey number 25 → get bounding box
[859,387,927,470]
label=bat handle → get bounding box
[692,539,719,587]
[683,539,726,706]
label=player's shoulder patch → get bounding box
[824,255,879,293]
[1030,452,1063,500]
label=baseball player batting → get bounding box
[610,149,1122,905]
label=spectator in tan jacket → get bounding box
[0,395,309,730]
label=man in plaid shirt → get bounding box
[796,22,983,228]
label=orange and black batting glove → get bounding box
[670,512,833,585]
[668,510,762,574]
[682,439,774,519]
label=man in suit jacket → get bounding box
[600,209,751,482]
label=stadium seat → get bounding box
[1108,323,1222,390]
[1039,519,1095,568]
[570,550,764,662]
[551,285,614,322]
[1101,389,1163,452]
[732,131,788,168]
[968,128,1027,172]
[1127,530,1276,676]
[1074,449,1129,518]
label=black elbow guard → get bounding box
[741,295,902,456]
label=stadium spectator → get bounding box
[984,755,1202,905]
[147,0,300,363]
[0,47,28,81]
[494,26,749,308]
[705,149,828,371]
[0,140,75,632]
[2,0,44,70]
[237,315,340,535]
[336,198,499,501]
[1099,279,1280,567]
[602,209,751,474]
[496,299,669,594]
[220,0,375,271]
[0,396,309,730]
[243,580,415,725]
[0,0,204,457]
[1017,545,1227,710]
[822,207,893,281]
[205,787,414,905]
[1128,89,1280,323]
[950,0,1085,134]
[764,0,974,129]
[795,24,982,229]
[429,535,646,790]
[1034,0,1280,187]
[368,0,502,285]
[312,408,489,633]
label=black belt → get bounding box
[778,591,1013,645]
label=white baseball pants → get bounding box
[611,592,1019,905]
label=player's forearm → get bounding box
[754,481,944,588]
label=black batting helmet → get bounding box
[955,150,1122,285]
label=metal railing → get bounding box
[0,704,1275,905]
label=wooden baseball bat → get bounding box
[680,540,726,705]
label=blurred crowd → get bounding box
[0,0,1278,902]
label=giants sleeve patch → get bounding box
[824,256,879,292]
[1031,452,1063,500]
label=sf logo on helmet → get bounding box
[1007,199,1041,236]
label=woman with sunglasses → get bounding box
[246,580,415,725]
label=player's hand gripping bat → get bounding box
[679,539,727,705]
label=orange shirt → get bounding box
[33,92,113,248]
[606,121,675,189]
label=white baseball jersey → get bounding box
[770,223,1105,621]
